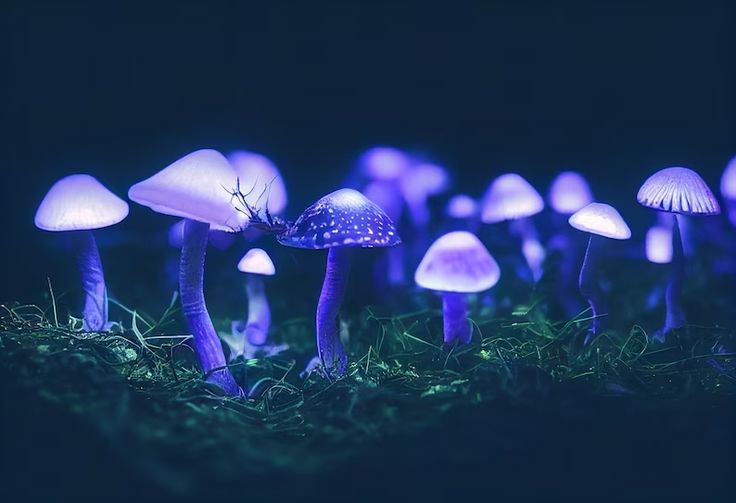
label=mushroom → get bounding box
[481,173,545,282]
[233,248,275,346]
[445,194,480,232]
[721,155,736,227]
[637,167,720,339]
[277,188,401,375]
[35,174,129,331]
[400,162,450,229]
[415,231,500,344]
[548,171,594,216]
[168,218,235,250]
[128,149,245,395]
[568,202,631,341]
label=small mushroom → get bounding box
[637,167,720,339]
[128,149,245,395]
[35,174,129,331]
[415,231,500,344]
[548,171,594,215]
[278,188,401,375]
[481,173,545,282]
[445,194,480,232]
[721,155,736,227]
[235,248,275,346]
[569,202,631,341]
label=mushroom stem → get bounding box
[441,292,471,344]
[579,234,607,341]
[245,274,270,346]
[663,214,686,335]
[179,219,240,395]
[386,247,405,286]
[73,230,108,331]
[510,218,545,283]
[316,247,351,375]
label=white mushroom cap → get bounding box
[35,174,129,232]
[415,231,500,293]
[568,202,631,240]
[548,171,594,215]
[228,150,288,215]
[481,173,544,223]
[637,167,720,216]
[645,225,672,264]
[128,149,247,232]
[237,248,275,276]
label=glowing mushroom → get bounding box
[278,188,401,375]
[637,167,720,339]
[481,173,545,282]
[128,149,245,395]
[445,194,480,232]
[548,171,594,215]
[35,174,129,331]
[721,155,736,227]
[234,248,275,346]
[569,202,631,341]
[415,231,500,344]
[400,162,450,229]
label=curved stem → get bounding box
[579,234,606,340]
[180,219,240,395]
[316,247,351,375]
[74,231,108,331]
[442,292,471,344]
[245,274,270,346]
[664,214,686,334]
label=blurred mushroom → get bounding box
[721,155,736,227]
[445,194,480,232]
[233,248,275,346]
[35,174,129,331]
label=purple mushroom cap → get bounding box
[645,225,673,264]
[228,150,288,215]
[569,202,631,240]
[415,231,500,293]
[548,171,594,215]
[278,188,401,249]
[359,146,411,181]
[721,155,736,200]
[637,167,720,216]
[481,173,544,223]
[446,194,479,219]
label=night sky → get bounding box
[1,0,734,302]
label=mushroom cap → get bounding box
[359,146,411,181]
[645,225,672,264]
[128,149,247,232]
[415,231,500,293]
[637,167,720,216]
[446,194,478,219]
[400,163,450,201]
[228,150,288,215]
[721,156,736,200]
[481,173,544,223]
[278,188,401,249]
[237,248,276,276]
[35,174,129,232]
[568,202,631,240]
[548,171,594,215]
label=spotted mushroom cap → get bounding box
[721,156,736,200]
[35,174,129,232]
[548,171,594,215]
[637,167,720,216]
[237,248,276,276]
[278,188,401,249]
[415,231,500,293]
[569,202,631,240]
[481,173,544,223]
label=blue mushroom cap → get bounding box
[278,188,401,249]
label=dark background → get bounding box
[1,0,734,301]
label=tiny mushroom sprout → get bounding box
[35,174,129,331]
[637,167,720,339]
[128,149,246,395]
[415,231,500,344]
[569,202,631,341]
[548,171,594,215]
[278,188,401,375]
[234,248,276,347]
[481,173,546,282]
[721,155,736,227]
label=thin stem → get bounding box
[442,292,470,344]
[180,219,240,395]
[316,247,351,375]
[579,234,606,341]
[74,230,107,331]
[664,213,686,334]
[510,218,545,283]
[245,274,270,346]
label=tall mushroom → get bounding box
[128,149,245,395]
[35,174,129,331]
[481,173,545,282]
[637,167,720,339]
[277,188,401,375]
[568,202,631,341]
[415,231,500,344]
